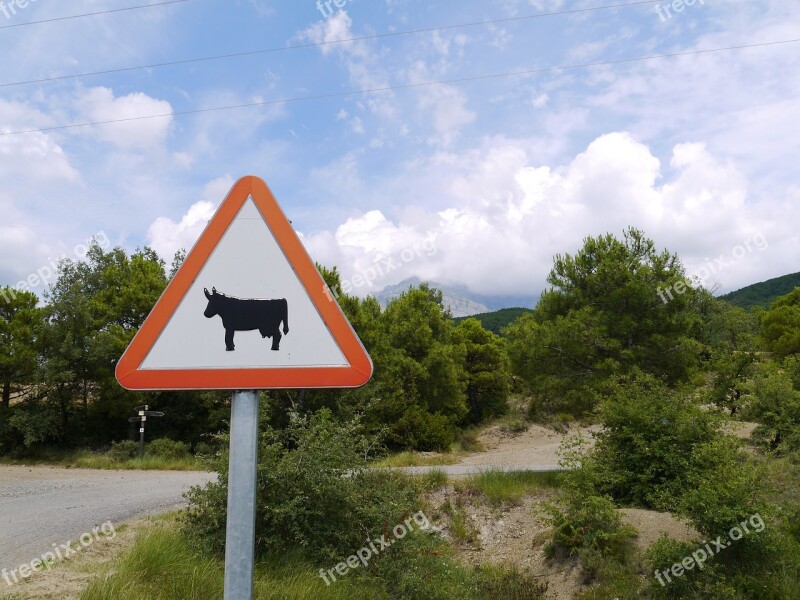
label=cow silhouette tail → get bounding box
[282,299,289,335]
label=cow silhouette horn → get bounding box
[204,288,211,299]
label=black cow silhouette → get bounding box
[203,287,289,352]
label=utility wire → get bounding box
[0,0,190,31]
[2,38,796,138]
[0,0,661,88]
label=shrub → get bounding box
[500,419,528,435]
[146,438,190,460]
[544,493,636,564]
[193,441,219,457]
[590,373,725,511]
[184,410,419,564]
[645,536,739,599]
[107,440,139,461]
[455,428,484,452]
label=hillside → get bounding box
[453,307,534,334]
[718,272,800,309]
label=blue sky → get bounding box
[1,0,798,302]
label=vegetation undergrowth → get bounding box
[459,470,563,507]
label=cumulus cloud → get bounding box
[139,133,795,302]
[0,100,80,182]
[75,87,174,150]
[302,132,795,299]
[147,176,234,261]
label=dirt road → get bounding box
[0,466,214,575]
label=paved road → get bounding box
[392,464,565,476]
[0,466,215,573]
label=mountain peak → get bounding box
[374,277,535,317]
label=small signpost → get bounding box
[115,176,373,600]
[128,405,165,457]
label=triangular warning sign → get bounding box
[116,176,373,390]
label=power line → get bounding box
[2,38,796,138]
[0,0,190,31]
[0,0,661,88]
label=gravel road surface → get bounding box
[0,466,215,574]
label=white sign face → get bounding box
[140,198,348,371]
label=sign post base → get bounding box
[223,390,259,600]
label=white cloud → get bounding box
[303,132,798,299]
[75,87,174,150]
[299,11,362,57]
[0,100,80,182]
[146,176,234,261]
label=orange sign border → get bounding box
[115,176,373,390]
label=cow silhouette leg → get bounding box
[225,328,235,351]
[271,331,282,351]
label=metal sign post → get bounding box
[223,390,259,600]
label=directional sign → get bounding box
[143,411,165,417]
[134,405,148,412]
[115,176,373,391]
[128,416,144,423]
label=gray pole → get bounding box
[223,390,260,600]
[139,425,145,458]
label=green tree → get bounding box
[452,317,510,423]
[743,361,800,452]
[505,307,619,415]
[761,287,800,358]
[0,288,41,410]
[541,227,704,379]
[0,288,43,451]
[507,228,705,414]
[704,300,759,414]
[9,242,171,450]
[374,285,466,448]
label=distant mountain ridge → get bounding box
[374,277,536,317]
[718,272,800,309]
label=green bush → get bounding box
[193,441,219,457]
[545,493,636,565]
[184,410,419,564]
[146,438,190,460]
[107,440,139,461]
[645,536,739,599]
[590,373,726,511]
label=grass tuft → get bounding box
[372,451,459,468]
[460,470,563,507]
